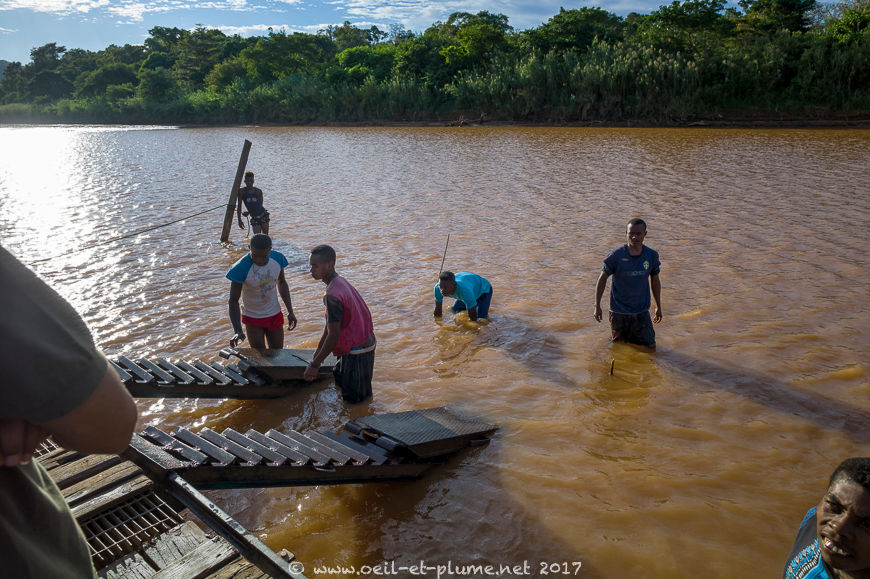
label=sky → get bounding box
[0,0,665,64]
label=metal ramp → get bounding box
[110,348,336,398]
[124,407,497,489]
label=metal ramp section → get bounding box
[110,348,336,399]
[124,407,497,490]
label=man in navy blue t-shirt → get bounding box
[594,218,662,349]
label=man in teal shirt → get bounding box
[434,271,493,321]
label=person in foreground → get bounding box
[783,457,870,579]
[0,245,139,578]
[303,245,376,404]
[227,233,297,349]
[594,218,662,350]
[237,170,271,234]
[433,271,493,322]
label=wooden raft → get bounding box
[110,348,336,399]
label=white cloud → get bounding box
[0,26,17,33]
[0,0,110,13]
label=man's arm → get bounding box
[434,301,443,317]
[304,324,339,381]
[228,282,245,346]
[277,270,297,330]
[467,305,478,321]
[40,363,137,455]
[237,194,245,227]
[650,274,662,323]
[594,271,610,322]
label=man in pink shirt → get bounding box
[303,245,375,404]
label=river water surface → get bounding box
[1,125,868,578]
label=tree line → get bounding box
[0,0,868,124]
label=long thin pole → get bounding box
[220,139,252,243]
[438,233,450,275]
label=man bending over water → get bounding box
[434,271,493,322]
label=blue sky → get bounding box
[0,0,664,64]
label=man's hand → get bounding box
[303,363,319,381]
[434,302,443,318]
[230,332,246,347]
[594,304,603,322]
[237,218,245,229]
[653,308,662,323]
[0,419,47,467]
[287,312,298,331]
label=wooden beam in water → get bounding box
[219,140,252,244]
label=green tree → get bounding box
[137,67,176,100]
[739,0,819,31]
[522,7,625,54]
[75,63,138,97]
[173,27,228,88]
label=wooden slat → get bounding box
[210,362,248,386]
[286,430,351,465]
[150,536,238,579]
[193,361,233,386]
[62,461,143,507]
[118,356,155,384]
[48,454,123,489]
[203,555,268,579]
[143,520,208,569]
[221,429,287,466]
[173,428,236,466]
[198,428,262,465]
[37,449,83,471]
[157,359,196,385]
[175,360,215,385]
[305,431,371,465]
[244,430,309,466]
[71,475,152,521]
[265,429,330,466]
[138,359,176,385]
[144,426,209,464]
[98,551,157,579]
[320,432,389,465]
[108,359,133,383]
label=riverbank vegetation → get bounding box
[0,1,868,124]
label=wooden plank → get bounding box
[285,430,351,465]
[37,449,83,471]
[62,461,143,507]
[144,426,209,464]
[98,551,157,579]
[49,454,123,489]
[139,359,176,385]
[194,361,233,386]
[175,360,215,385]
[221,429,286,466]
[198,428,263,465]
[304,431,371,465]
[320,432,389,465]
[265,430,329,466]
[108,359,133,384]
[173,428,236,466]
[165,472,301,579]
[233,348,335,381]
[150,536,238,579]
[118,356,155,384]
[203,555,268,579]
[210,362,248,385]
[157,359,196,385]
[71,474,152,521]
[227,363,265,386]
[142,520,208,569]
[244,431,309,466]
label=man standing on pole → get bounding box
[594,218,662,350]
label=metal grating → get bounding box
[33,438,62,458]
[355,407,496,447]
[81,491,184,569]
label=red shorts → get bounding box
[242,311,284,331]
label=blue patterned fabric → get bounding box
[783,508,831,579]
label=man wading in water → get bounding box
[594,218,662,350]
[237,171,270,235]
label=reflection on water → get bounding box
[1,126,869,578]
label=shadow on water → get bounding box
[657,349,870,444]
[434,313,578,389]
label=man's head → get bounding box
[816,458,870,576]
[439,271,456,297]
[626,218,647,249]
[309,244,336,281]
[244,171,254,187]
[249,233,272,266]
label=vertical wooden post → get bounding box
[220,139,252,243]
